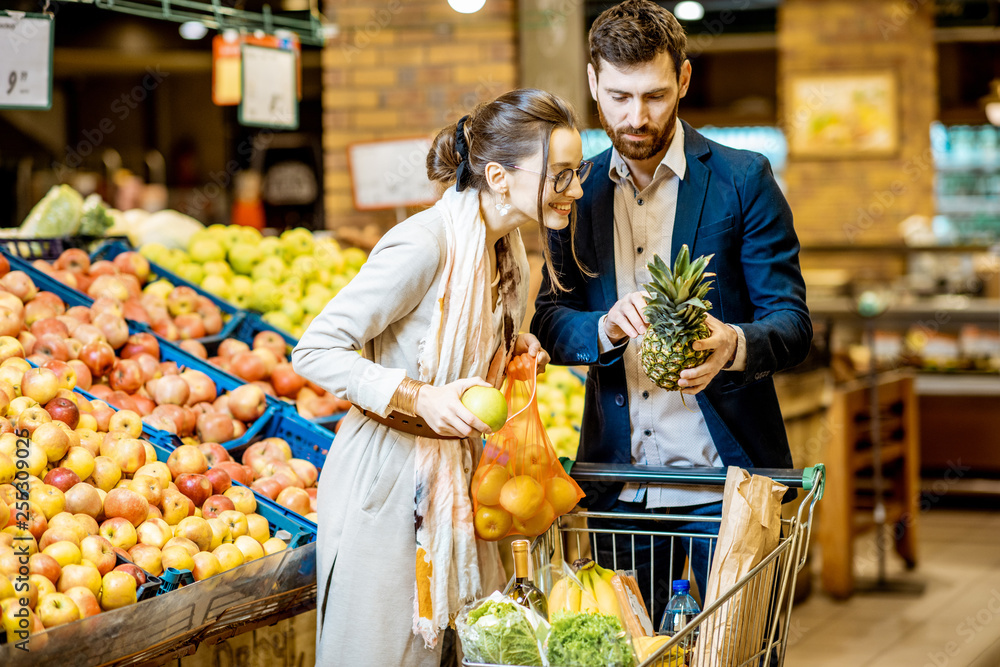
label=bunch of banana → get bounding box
[633,635,685,664]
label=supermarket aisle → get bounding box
[785,509,1000,666]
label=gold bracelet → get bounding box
[390,377,426,416]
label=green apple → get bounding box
[189,238,226,264]
[251,257,287,283]
[176,262,206,285]
[250,279,279,313]
[461,387,508,432]
[143,279,174,301]
[229,243,263,275]
[236,226,263,244]
[221,226,244,250]
[314,268,334,286]
[159,249,189,272]
[232,292,253,309]
[139,243,170,265]
[261,311,295,334]
[342,247,367,272]
[259,237,282,256]
[289,255,319,282]
[278,277,304,300]
[202,261,233,278]
[279,228,314,261]
[201,275,231,299]
[314,241,345,273]
[301,292,329,316]
[329,275,350,295]
[281,300,304,325]
[230,275,253,298]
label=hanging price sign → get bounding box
[0,11,54,110]
[238,43,299,130]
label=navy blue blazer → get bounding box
[530,121,812,509]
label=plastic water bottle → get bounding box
[658,580,701,645]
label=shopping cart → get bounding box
[464,462,825,667]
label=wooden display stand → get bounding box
[819,372,921,598]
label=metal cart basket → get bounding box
[465,462,825,667]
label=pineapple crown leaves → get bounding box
[642,246,715,322]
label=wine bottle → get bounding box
[509,539,548,618]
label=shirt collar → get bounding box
[607,119,687,185]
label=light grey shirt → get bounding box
[596,121,746,508]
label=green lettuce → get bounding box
[547,612,634,667]
[78,194,114,236]
[459,598,544,666]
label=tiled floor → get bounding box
[785,509,1000,666]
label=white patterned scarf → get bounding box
[412,186,529,647]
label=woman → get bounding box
[291,88,593,666]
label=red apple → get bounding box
[79,341,115,379]
[216,461,251,486]
[103,488,149,527]
[166,444,209,477]
[64,483,102,519]
[120,332,160,361]
[67,360,92,391]
[44,397,80,429]
[112,252,150,283]
[174,314,206,340]
[253,330,286,360]
[78,534,116,576]
[174,473,212,508]
[204,467,233,495]
[43,468,81,493]
[64,586,101,618]
[228,385,268,423]
[201,494,235,519]
[229,351,268,383]
[218,339,250,359]
[112,562,146,587]
[251,477,282,500]
[55,249,90,274]
[109,359,143,394]
[179,339,208,359]
[180,370,216,405]
[152,374,190,406]
[197,412,235,443]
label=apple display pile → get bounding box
[31,248,227,342]
[0,397,291,638]
[138,225,367,339]
[533,367,585,460]
[172,330,350,421]
[181,438,319,522]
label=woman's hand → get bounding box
[414,377,493,438]
[513,333,551,375]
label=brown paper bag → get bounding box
[693,467,787,667]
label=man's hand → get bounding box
[677,314,738,395]
[604,291,650,343]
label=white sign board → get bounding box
[0,12,53,110]
[347,137,436,211]
[239,44,298,129]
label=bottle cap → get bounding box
[672,579,690,594]
[511,539,530,554]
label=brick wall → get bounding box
[779,0,937,252]
[321,0,517,231]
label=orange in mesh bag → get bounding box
[472,354,585,541]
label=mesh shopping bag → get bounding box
[472,354,585,540]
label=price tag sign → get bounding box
[238,44,298,130]
[0,12,54,110]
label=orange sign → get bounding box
[212,32,301,106]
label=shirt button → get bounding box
[644,429,652,437]
[615,394,625,407]
[637,198,644,206]
[642,391,649,399]
[637,247,643,254]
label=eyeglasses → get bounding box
[511,160,593,194]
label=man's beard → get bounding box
[597,98,678,161]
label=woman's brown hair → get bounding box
[589,0,687,78]
[427,88,592,292]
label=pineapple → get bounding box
[639,245,715,391]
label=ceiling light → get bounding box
[674,1,705,21]
[179,21,208,40]
[981,80,1000,126]
[448,0,486,14]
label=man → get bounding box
[530,0,812,624]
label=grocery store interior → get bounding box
[0,0,999,664]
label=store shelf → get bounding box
[915,373,1000,397]
[808,296,1000,324]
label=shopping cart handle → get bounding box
[563,461,822,489]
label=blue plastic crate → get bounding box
[145,439,317,555]
[0,235,130,261]
[1,248,103,312]
[90,240,242,339]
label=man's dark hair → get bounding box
[589,0,688,78]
